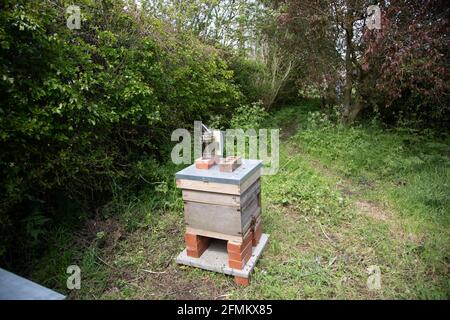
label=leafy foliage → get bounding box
[0,0,241,260]
[0,1,448,299]
[228,55,270,105]
[269,0,449,126]
[360,0,450,126]
[230,101,268,129]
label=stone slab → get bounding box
[175,233,269,279]
[0,267,65,300]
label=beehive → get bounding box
[175,159,268,286]
[176,159,262,243]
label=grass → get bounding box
[30,99,449,299]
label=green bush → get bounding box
[0,0,241,261]
[228,55,269,105]
[230,101,268,130]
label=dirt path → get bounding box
[281,122,394,226]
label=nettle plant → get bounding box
[230,101,269,130]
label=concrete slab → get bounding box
[176,233,269,278]
[0,268,65,300]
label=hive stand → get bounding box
[175,159,269,286]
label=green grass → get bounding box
[30,100,449,299]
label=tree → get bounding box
[360,0,450,126]
[269,0,449,125]
[271,0,379,121]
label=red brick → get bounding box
[184,233,197,246]
[234,276,250,287]
[227,231,252,253]
[185,233,208,247]
[228,259,246,269]
[228,239,252,261]
[195,157,215,170]
[252,222,262,246]
[186,243,209,258]
[228,245,252,269]
[227,230,253,270]
[185,233,209,258]
[186,249,202,258]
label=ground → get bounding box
[32,101,449,299]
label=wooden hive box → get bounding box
[176,159,262,242]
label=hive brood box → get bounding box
[176,159,262,242]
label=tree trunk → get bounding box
[342,22,354,123]
[347,100,363,122]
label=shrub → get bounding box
[230,101,269,130]
[228,55,269,105]
[0,0,241,261]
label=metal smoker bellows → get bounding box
[201,124,215,159]
[195,123,225,170]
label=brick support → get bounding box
[185,233,210,258]
[227,230,253,270]
[252,221,262,246]
[234,276,250,287]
